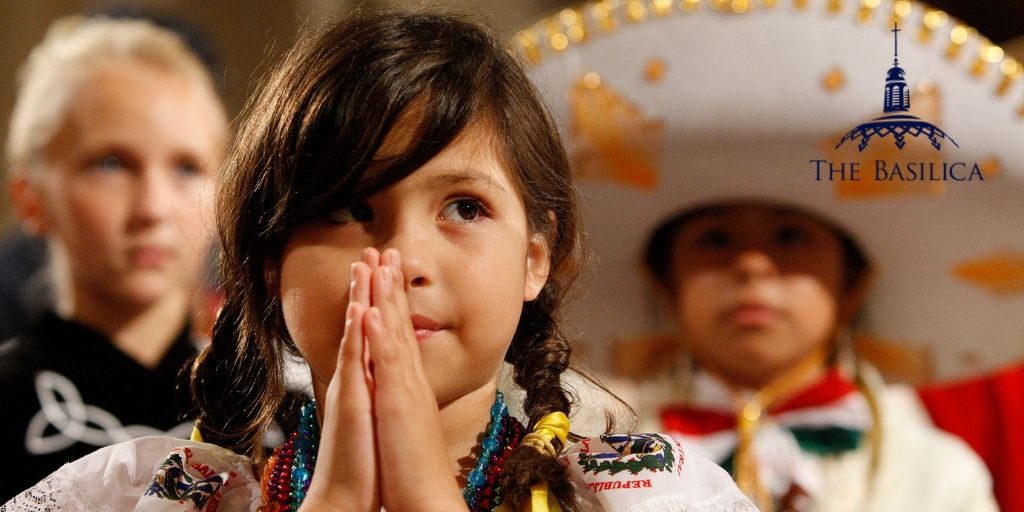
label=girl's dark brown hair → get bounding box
[190,10,583,510]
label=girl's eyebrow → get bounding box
[427,171,507,194]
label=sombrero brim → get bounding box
[522,0,1024,380]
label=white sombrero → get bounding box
[519,0,1024,381]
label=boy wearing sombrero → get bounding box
[521,0,1022,510]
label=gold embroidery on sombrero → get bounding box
[996,57,1021,96]
[821,66,846,92]
[513,1,1023,117]
[569,78,663,189]
[644,58,667,83]
[953,250,1024,296]
[979,156,1001,178]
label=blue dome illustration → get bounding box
[836,23,957,152]
[886,65,905,82]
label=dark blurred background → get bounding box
[1,0,1021,224]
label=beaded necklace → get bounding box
[260,391,523,512]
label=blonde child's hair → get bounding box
[6,15,222,170]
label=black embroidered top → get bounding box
[0,312,196,502]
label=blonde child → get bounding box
[0,16,227,501]
[3,11,754,512]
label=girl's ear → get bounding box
[8,170,50,235]
[523,230,551,302]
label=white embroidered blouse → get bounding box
[1,434,755,511]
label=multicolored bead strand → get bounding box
[462,391,525,512]
[260,392,521,512]
[261,401,319,512]
[289,401,319,509]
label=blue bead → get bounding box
[294,467,311,484]
[491,403,507,418]
[469,470,486,487]
[482,437,499,452]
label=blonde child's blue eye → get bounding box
[176,160,202,176]
[440,199,485,222]
[97,155,123,172]
[329,203,373,223]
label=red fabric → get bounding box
[772,369,858,414]
[660,368,858,435]
[917,363,1024,512]
[661,406,735,435]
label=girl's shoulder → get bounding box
[562,432,756,511]
[1,436,261,512]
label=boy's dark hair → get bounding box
[190,11,583,510]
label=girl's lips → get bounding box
[729,303,779,327]
[411,315,444,342]
[414,328,442,341]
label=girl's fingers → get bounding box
[370,260,406,343]
[380,250,425,380]
[362,328,375,392]
[350,262,369,307]
[305,297,379,512]
[365,306,396,365]
[339,302,366,379]
[362,246,380,269]
[386,252,419,354]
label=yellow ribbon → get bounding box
[495,485,563,512]
[530,482,563,512]
[515,412,571,512]
[519,412,570,458]
[190,424,204,443]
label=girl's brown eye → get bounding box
[441,198,487,223]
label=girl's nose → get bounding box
[733,247,779,281]
[382,222,432,288]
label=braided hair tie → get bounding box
[517,412,571,512]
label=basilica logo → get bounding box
[835,23,957,152]
[813,22,983,183]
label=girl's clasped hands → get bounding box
[305,248,465,512]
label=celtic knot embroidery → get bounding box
[25,370,193,454]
